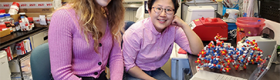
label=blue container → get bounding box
[222,5,239,16]
[227,22,237,31]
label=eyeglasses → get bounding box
[152,7,175,15]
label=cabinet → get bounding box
[0,27,48,80]
[0,51,12,80]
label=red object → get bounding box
[0,24,7,30]
[225,66,231,72]
[178,48,187,54]
[0,9,5,13]
[16,41,26,55]
[234,64,239,70]
[4,47,13,61]
[192,17,228,41]
[243,65,247,69]
[195,58,201,63]
[28,17,33,21]
[12,2,20,8]
[236,17,265,43]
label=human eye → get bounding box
[166,9,173,11]
[156,7,162,10]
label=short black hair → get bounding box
[147,0,179,14]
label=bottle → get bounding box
[28,17,34,30]
[19,20,25,31]
[4,14,14,32]
[14,22,20,32]
[10,21,18,32]
[19,13,30,31]
[0,9,5,15]
[0,15,5,25]
[8,2,20,15]
[20,16,30,31]
[4,14,14,24]
[19,13,27,21]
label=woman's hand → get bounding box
[171,15,188,28]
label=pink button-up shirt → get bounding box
[122,18,192,72]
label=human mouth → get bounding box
[157,19,167,23]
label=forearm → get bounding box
[109,59,124,80]
[181,23,204,55]
[109,39,124,80]
[127,66,156,80]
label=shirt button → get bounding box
[99,43,102,47]
[98,62,102,65]
[94,72,98,75]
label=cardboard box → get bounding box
[11,14,20,22]
[4,47,13,61]
[16,41,26,55]
[23,39,32,53]
[0,28,11,38]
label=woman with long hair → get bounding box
[48,0,125,80]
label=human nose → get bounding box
[159,9,167,16]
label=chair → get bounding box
[124,21,135,31]
[30,43,53,80]
[121,21,135,47]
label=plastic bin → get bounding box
[222,5,239,16]
[236,17,265,43]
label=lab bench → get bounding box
[187,53,280,80]
[184,41,280,80]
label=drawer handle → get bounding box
[44,36,48,41]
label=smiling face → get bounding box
[95,0,111,7]
[148,0,175,32]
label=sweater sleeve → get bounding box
[109,38,124,80]
[48,9,81,80]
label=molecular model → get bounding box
[195,34,271,73]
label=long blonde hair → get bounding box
[68,0,125,53]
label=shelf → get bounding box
[124,4,142,8]
[124,0,143,2]
[184,1,216,4]
[9,52,31,62]
[0,27,48,49]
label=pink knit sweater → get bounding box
[48,6,123,80]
